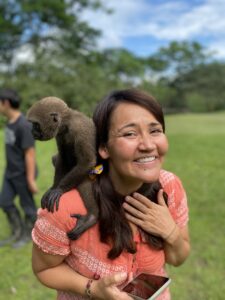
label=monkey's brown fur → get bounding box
[27,97,98,239]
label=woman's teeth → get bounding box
[136,156,156,163]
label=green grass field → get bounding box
[0,112,224,300]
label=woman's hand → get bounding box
[91,272,133,300]
[123,189,176,241]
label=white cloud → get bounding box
[81,0,149,47]
[146,0,225,40]
[81,0,225,58]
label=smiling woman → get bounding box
[31,88,190,300]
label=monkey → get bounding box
[27,97,98,239]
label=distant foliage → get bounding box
[0,1,224,113]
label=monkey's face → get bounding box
[28,112,62,141]
[30,121,44,140]
[27,97,67,141]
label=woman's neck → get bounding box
[109,171,143,196]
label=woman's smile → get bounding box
[134,155,159,169]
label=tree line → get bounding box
[1,0,225,116]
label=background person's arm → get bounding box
[24,147,38,193]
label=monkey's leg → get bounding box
[67,180,98,240]
[67,214,97,240]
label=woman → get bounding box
[32,89,190,300]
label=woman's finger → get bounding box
[157,189,167,206]
[103,272,127,287]
[125,194,154,212]
[124,213,144,226]
[132,192,156,208]
[123,201,146,218]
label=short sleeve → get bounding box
[18,119,35,150]
[32,189,87,255]
[160,170,189,228]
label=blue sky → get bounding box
[81,0,225,60]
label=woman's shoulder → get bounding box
[159,169,177,185]
[59,188,87,214]
[159,169,185,194]
[160,169,189,226]
[39,189,87,221]
[37,189,87,231]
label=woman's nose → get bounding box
[138,134,156,151]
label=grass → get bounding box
[0,137,56,300]
[0,112,225,299]
[165,112,225,300]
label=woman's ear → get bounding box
[98,144,109,159]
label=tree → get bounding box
[0,0,111,114]
[182,62,225,111]
[147,41,213,110]
[150,41,211,77]
[0,0,103,65]
[100,48,145,81]
[0,49,126,115]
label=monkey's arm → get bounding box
[42,125,96,212]
[58,134,96,190]
[41,154,68,212]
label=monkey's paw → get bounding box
[41,188,63,212]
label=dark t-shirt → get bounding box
[5,114,35,178]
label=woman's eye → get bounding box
[123,132,137,137]
[150,129,163,135]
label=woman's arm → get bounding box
[123,190,191,266]
[163,224,190,266]
[32,243,132,300]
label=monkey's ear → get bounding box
[49,112,59,122]
[98,144,109,159]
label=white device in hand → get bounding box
[122,273,171,300]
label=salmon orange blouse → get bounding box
[32,170,189,300]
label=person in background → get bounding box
[0,88,38,249]
[32,88,190,300]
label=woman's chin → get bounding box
[135,169,161,183]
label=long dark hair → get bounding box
[93,88,167,259]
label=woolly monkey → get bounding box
[27,97,98,239]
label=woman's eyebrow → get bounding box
[119,121,161,131]
[150,122,161,127]
[118,123,136,131]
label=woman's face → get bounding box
[99,102,169,194]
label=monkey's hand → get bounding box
[41,188,63,212]
[67,214,97,240]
